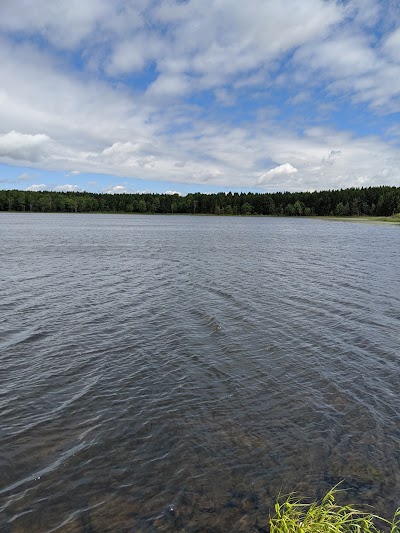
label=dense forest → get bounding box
[1,186,399,216]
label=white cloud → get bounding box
[26,184,47,191]
[0,37,151,151]
[0,0,343,91]
[92,141,157,169]
[0,0,113,50]
[383,27,400,63]
[288,92,311,105]
[150,0,342,90]
[293,26,400,110]
[53,184,82,192]
[164,190,182,196]
[106,33,163,76]
[0,131,51,162]
[295,33,377,79]
[101,185,155,194]
[25,183,84,192]
[344,0,381,28]
[0,1,400,194]
[107,39,147,74]
[147,74,190,98]
[257,164,298,185]
[101,185,129,194]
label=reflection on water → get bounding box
[0,213,399,532]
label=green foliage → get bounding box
[335,201,350,216]
[1,185,400,217]
[269,487,400,533]
[241,201,252,215]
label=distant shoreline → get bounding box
[2,210,400,224]
[316,215,400,224]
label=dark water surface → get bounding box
[1,213,399,532]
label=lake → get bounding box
[1,213,399,532]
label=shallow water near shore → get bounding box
[1,213,399,532]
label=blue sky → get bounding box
[0,0,400,195]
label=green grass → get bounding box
[269,486,400,532]
[319,215,400,224]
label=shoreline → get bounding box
[1,211,400,223]
[316,215,400,224]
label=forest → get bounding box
[0,185,399,217]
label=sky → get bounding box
[1,0,400,196]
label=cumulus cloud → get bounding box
[101,185,130,194]
[0,131,51,162]
[52,184,82,192]
[94,142,156,168]
[25,183,83,192]
[0,1,400,193]
[257,164,298,185]
[26,184,47,191]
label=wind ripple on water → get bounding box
[0,214,399,532]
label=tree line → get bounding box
[1,186,399,216]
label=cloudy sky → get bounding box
[1,0,400,195]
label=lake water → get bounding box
[1,213,399,532]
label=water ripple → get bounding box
[0,213,399,532]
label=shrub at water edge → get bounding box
[269,486,400,533]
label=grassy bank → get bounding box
[270,487,400,532]
[319,214,400,224]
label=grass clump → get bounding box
[269,486,400,533]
